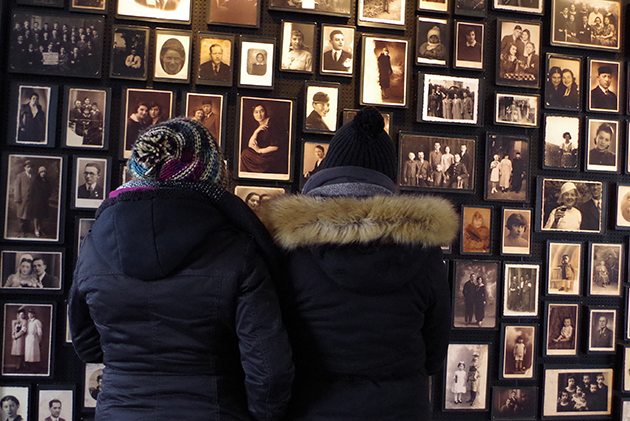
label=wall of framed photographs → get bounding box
[0,0,629,416]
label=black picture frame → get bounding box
[269,0,352,17]
[496,19,542,89]
[116,0,191,24]
[320,25,355,77]
[153,29,192,84]
[494,93,539,128]
[499,324,537,380]
[182,92,227,149]
[360,34,409,108]
[542,366,613,417]
[493,0,542,14]
[0,385,30,420]
[207,0,260,27]
[416,17,449,67]
[300,140,330,190]
[461,205,493,255]
[452,260,499,329]
[417,73,481,125]
[615,183,630,229]
[280,21,316,74]
[453,21,484,70]
[36,384,75,421]
[500,208,532,256]
[70,0,106,13]
[503,263,540,318]
[342,109,392,134]
[485,133,530,202]
[544,302,579,356]
[587,58,621,113]
[419,0,449,13]
[0,248,64,293]
[584,117,620,173]
[8,82,58,148]
[196,32,234,87]
[72,156,110,210]
[546,241,582,296]
[491,387,538,419]
[303,81,339,135]
[238,36,275,90]
[82,362,104,410]
[587,307,617,353]
[357,0,406,29]
[109,25,149,81]
[61,86,111,150]
[454,0,485,16]
[587,242,623,297]
[544,53,582,111]
[542,115,581,170]
[443,343,490,411]
[75,217,94,261]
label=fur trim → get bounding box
[259,194,459,250]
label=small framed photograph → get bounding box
[304,82,339,134]
[542,367,613,416]
[4,154,65,242]
[615,184,630,228]
[300,141,330,190]
[497,19,542,88]
[544,53,582,111]
[544,302,579,356]
[491,387,538,419]
[153,29,192,83]
[416,17,449,67]
[543,115,580,170]
[62,87,111,149]
[233,186,287,214]
[501,208,532,255]
[503,263,540,317]
[183,92,226,148]
[444,343,489,410]
[454,0,485,16]
[537,178,605,233]
[454,21,484,70]
[588,308,617,352]
[320,25,355,76]
[587,59,621,113]
[72,157,110,210]
[494,93,539,128]
[500,324,537,379]
[117,0,191,24]
[461,206,492,255]
[418,0,449,13]
[358,0,406,29]
[37,385,74,421]
[76,218,95,260]
[238,36,275,90]
[623,346,630,391]
[493,0,542,13]
[417,73,480,125]
[110,25,149,81]
[452,260,499,329]
[70,0,105,12]
[550,0,621,52]
[546,241,582,296]
[207,0,260,27]
[196,32,234,86]
[269,0,352,17]
[0,386,30,420]
[342,109,392,134]
[9,83,58,148]
[1,250,63,292]
[588,242,622,296]
[2,303,54,377]
[585,118,619,172]
[360,35,409,108]
[485,133,530,202]
[82,363,104,409]
[280,21,315,74]
[236,96,295,181]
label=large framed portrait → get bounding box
[461,206,492,255]
[8,83,58,148]
[546,241,582,296]
[238,36,275,89]
[497,19,541,88]
[615,184,630,229]
[3,154,65,242]
[452,260,498,329]
[303,82,339,134]
[320,25,355,77]
[542,367,613,417]
[207,0,260,27]
[110,25,149,81]
[183,92,226,148]
[585,118,619,172]
[416,17,449,67]
[82,363,104,409]
[72,157,110,210]
[500,324,537,380]
[269,0,352,17]
[503,263,540,317]
[358,0,406,29]
[236,96,295,181]
[417,73,480,125]
[543,115,580,170]
[485,133,530,202]
[8,12,104,78]
[0,386,30,420]
[544,53,582,111]
[2,303,54,377]
[418,0,449,13]
[233,186,286,214]
[1,249,63,293]
[443,343,490,410]
[342,109,391,134]
[491,387,538,419]
[196,32,234,86]
[280,21,315,74]
[587,59,621,113]
[62,87,110,150]
[587,308,616,353]
[501,208,532,256]
[360,35,409,108]
[37,385,74,421]
[116,0,191,24]
[588,242,622,296]
[550,0,621,52]
[494,93,539,128]
[493,0,542,14]
[300,140,330,190]
[398,133,476,193]
[544,303,579,356]
[537,178,605,233]
[454,21,483,70]
[153,29,192,83]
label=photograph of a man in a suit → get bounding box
[198,44,231,81]
[322,29,352,73]
[590,65,618,111]
[44,399,66,421]
[579,183,602,231]
[33,258,60,289]
[305,91,331,132]
[590,315,613,348]
[77,162,104,199]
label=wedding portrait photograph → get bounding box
[360,35,408,107]
[1,250,62,292]
[452,260,498,329]
[443,343,489,410]
[418,74,480,125]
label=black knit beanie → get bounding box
[320,106,397,181]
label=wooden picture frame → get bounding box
[546,241,582,296]
[543,115,580,170]
[110,25,149,81]
[238,36,275,90]
[8,83,58,148]
[485,133,530,202]
[61,86,111,150]
[153,29,192,83]
[196,32,235,87]
[452,260,499,329]
[501,208,532,256]
[417,73,481,125]
[360,35,409,108]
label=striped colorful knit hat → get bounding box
[128,117,229,188]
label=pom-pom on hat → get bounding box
[320,106,397,181]
[128,117,229,188]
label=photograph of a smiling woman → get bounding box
[154,30,192,83]
[539,178,604,233]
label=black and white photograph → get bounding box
[8,12,105,78]
[545,303,579,356]
[208,0,260,27]
[109,25,149,80]
[0,386,30,421]
[588,308,617,352]
[2,303,53,377]
[71,0,106,12]
[418,0,449,13]
[551,0,621,51]
[588,242,622,296]
[542,367,613,416]
[236,96,294,181]
[9,84,57,147]
[300,141,330,189]
[196,33,234,86]
[37,385,74,421]
[493,0,541,13]
[117,0,191,24]
[358,0,406,28]
[184,93,225,147]
[418,74,480,125]
[416,17,449,67]
[153,29,191,83]
[360,35,408,107]
[304,82,339,134]
[494,93,538,128]
[585,118,619,172]
[543,115,580,170]
[454,22,483,69]
[452,260,498,329]
[4,154,64,242]
[76,218,95,259]
[503,263,539,317]
[342,109,391,134]
[233,186,286,215]
[501,325,536,379]
[1,250,62,292]
[616,184,630,229]
[544,53,582,111]
[491,387,538,419]
[588,59,620,113]
[73,157,110,209]
[238,37,275,89]
[320,25,355,76]
[461,206,492,255]
[82,363,104,409]
[501,208,532,255]
[269,0,352,17]
[62,87,110,149]
[547,241,582,296]
[497,20,541,88]
[280,21,315,74]
[444,343,489,410]
[485,134,529,202]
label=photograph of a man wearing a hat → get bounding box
[589,63,618,111]
[305,91,331,132]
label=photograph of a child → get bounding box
[543,368,613,416]
[461,206,491,254]
[503,264,539,317]
[491,387,537,419]
[502,325,535,379]
[416,17,448,66]
[545,303,578,355]
[452,260,498,329]
[501,209,531,255]
[444,343,489,410]
[547,242,581,295]
[543,115,580,169]
[486,134,529,202]
[589,243,622,296]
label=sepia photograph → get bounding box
[71,0,106,12]
[300,141,330,189]
[208,0,260,27]
[269,0,352,17]
[588,242,622,296]
[544,53,582,111]
[444,343,489,410]
[546,241,582,296]
[9,84,57,148]
[491,387,537,419]
[503,263,539,317]
[37,385,74,421]
[461,206,492,255]
[500,324,536,379]
[585,118,619,172]
[551,0,621,51]
[416,17,449,67]
[501,208,532,255]
[588,308,616,352]
[497,19,541,88]
[342,109,391,134]
[545,303,579,356]
[625,346,630,390]
[117,0,191,23]
[304,82,339,134]
[280,21,315,74]
[454,0,485,16]
[82,363,104,409]
[0,386,30,421]
[452,260,498,329]
[73,157,110,210]
[615,184,630,228]
[418,0,449,13]
[238,37,275,89]
[233,186,286,215]
[320,25,355,76]
[454,21,483,69]
[358,0,406,28]
[542,367,613,416]
[183,92,225,147]
[62,87,110,149]
[494,93,538,128]
[360,35,408,107]
[493,0,542,14]
[588,59,620,113]
[110,25,149,80]
[418,74,480,125]
[1,250,62,292]
[485,133,529,202]
[543,115,580,170]
[196,32,234,86]
[153,29,191,83]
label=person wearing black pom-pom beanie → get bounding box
[259,106,458,420]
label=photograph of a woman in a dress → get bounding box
[281,26,313,72]
[16,87,48,145]
[4,255,40,289]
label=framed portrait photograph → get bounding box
[300,141,330,190]
[493,0,542,13]
[0,386,30,421]
[1,250,63,292]
[280,21,315,74]
[196,32,234,86]
[238,36,275,89]
[83,363,104,409]
[588,308,616,353]
[416,17,449,67]
[546,241,582,296]
[494,93,539,128]
[320,25,355,76]
[543,115,580,170]
[110,25,149,81]
[233,186,286,214]
[443,343,489,410]
[360,35,409,108]
[544,53,582,111]
[588,242,622,296]
[398,133,476,192]
[117,0,191,24]
[236,96,295,181]
[269,0,351,17]
[342,109,391,134]
[72,157,110,210]
[615,184,630,229]
[497,19,541,88]
[585,118,619,172]
[542,367,613,416]
[4,154,65,242]
[452,260,499,329]
[501,208,532,255]
[304,82,339,134]
[153,29,192,83]
[454,21,483,70]
[37,385,74,421]
[587,59,621,113]
[17,0,63,7]
[537,178,605,233]
[183,92,226,148]
[418,0,448,13]
[624,346,630,391]
[485,133,530,202]
[503,263,540,317]
[461,206,492,255]
[2,303,53,377]
[500,324,536,379]
[544,302,579,356]
[8,83,58,148]
[70,0,106,12]
[454,0,485,16]
[76,218,95,260]
[358,0,406,29]
[417,73,480,125]
[62,87,110,149]
[551,0,621,51]
[207,0,260,27]
[491,387,538,419]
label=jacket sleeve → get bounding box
[235,241,294,421]
[68,274,104,363]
